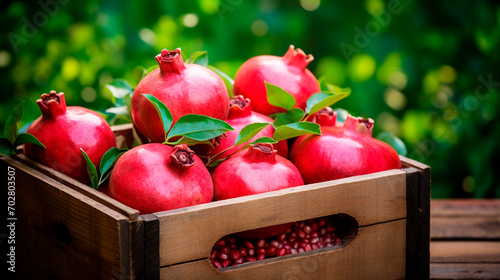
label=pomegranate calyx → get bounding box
[282,45,314,70]
[170,144,196,168]
[244,143,277,163]
[344,115,374,136]
[314,107,337,127]
[155,48,186,75]
[228,95,252,119]
[36,90,67,119]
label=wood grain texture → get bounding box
[2,156,131,280]
[431,242,500,263]
[160,219,406,280]
[142,214,160,280]
[155,169,407,266]
[431,199,500,217]
[431,216,500,240]
[430,263,500,280]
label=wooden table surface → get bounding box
[430,199,500,279]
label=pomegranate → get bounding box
[233,45,321,115]
[24,90,116,183]
[198,95,288,159]
[109,143,213,214]
[131,48,230,143]
[290,114,401,184]
[212,143,304,238]
[210,215,348,268]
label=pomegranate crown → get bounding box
[244,143,277,163]
[170,144,196,169]
[36,90,67,119]
[155,48,186,74]
[282,45,314,70]
[313,107,337,127]
[228,95,252,119]
[344,115,374,136]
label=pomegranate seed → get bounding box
[297,229,306,239]
[213,260,223,268]
[324,237,332,244]
[290,248,298,254]
[230,243,238,249]
[243,240,254,249]
[288,237,296,243]
[298,248,305,253]
[270,240,280,248]
[311,237,320,244]
[222,259,231,267]
[230,249,241,261]
[246,256,256,262]
[320,228,326,235]
[311,231,319,238]
[239,247,248,258]
[266,246,277,257]
[318,218,326,227]
[326,225,335,232]
[256,239,266,248]
[334,237,341,245]
[257,248,266,256]
[257,254,266,260]
[311,223,319,232]
[299,242,309,249]
[218,252,229,260]
[276,247,287,256]
[221,245,230,254]
[228,237,236,244]
[285,228,292,234]
[293,241,299,249]
[288,232,297,239]
[303,225,312,234]
[232,257,244,266]
[278,233,287,242]
[248,248,255,256]
[298,221,306,228]
[311,244,318,250]
[304,244,312,251]
[210,250,218,260]
[216,239,226,247]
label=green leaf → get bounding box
[106,79,133,100]
[17,121,33,135]
[207,65,234,96]
[167,137,215,147]
[134,66,147,82]
[186,51,208,66]
[305,91,350,115]
[81,148,99,189]
[167,114,233,143]
[99,147,127,177]
[146,64,159,74]
[234,123,271,146]
[14,133,45,148]
[206,157,228,168]
[376,132,408,156]
[251,137,278,144]
[143,94,173,142]
[333,108,350,123]
[273,108,305,128]
[273,122,321,141]
[318,77,351,94]
[4,101,25,145]
[0,138,13,157]
[265,82,296,110]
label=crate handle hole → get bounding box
[52,222,72,246]
[209,213,358,270]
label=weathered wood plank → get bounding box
[431,216,500,240]
[155,169,407,266]
[431,199,500,217]
[431,241,500,263]
[160,219,406,280]
[430,263,500,280]
[142,214,160,280]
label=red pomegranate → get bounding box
[24,90,116,183]
[233,45,321,115]
[109,143,213,214]
[290,114,401,184]
[212,143,304,238]
[199,95,288,159]
[131,48,230,143]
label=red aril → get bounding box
[24,90,116,183]
[290,114,401,184]
[131,48,230,143]
[109,143,213,214]
[233,45,321,115]
[212,143,304,238]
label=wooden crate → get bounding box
[1,123,430,280]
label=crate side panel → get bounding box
[160,219,407,280]
[156,170,407,266]
[2,157,130,280]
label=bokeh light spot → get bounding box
[348,54,376,82]
[365,0,384,15]
[300,0,320,11]
[462,176,475,193]
[61,57,80,81]
[139,28,157,46]
[183,13,199,28]
[0,50,11,68]
[384,88,407,110]
[81,87,97,103]
[439,65,457,84]
[251,20,268,37]
[389,71,407,90]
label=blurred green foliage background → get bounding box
[1,0,499,198]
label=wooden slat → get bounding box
[155,169,407,266]
[431,199,500,217]
[160,219,406,280]
[430,263,500,280]
[2,156,131,279]
[431,216,500,240]
[431,241,500,263]
[142,214,160,280]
